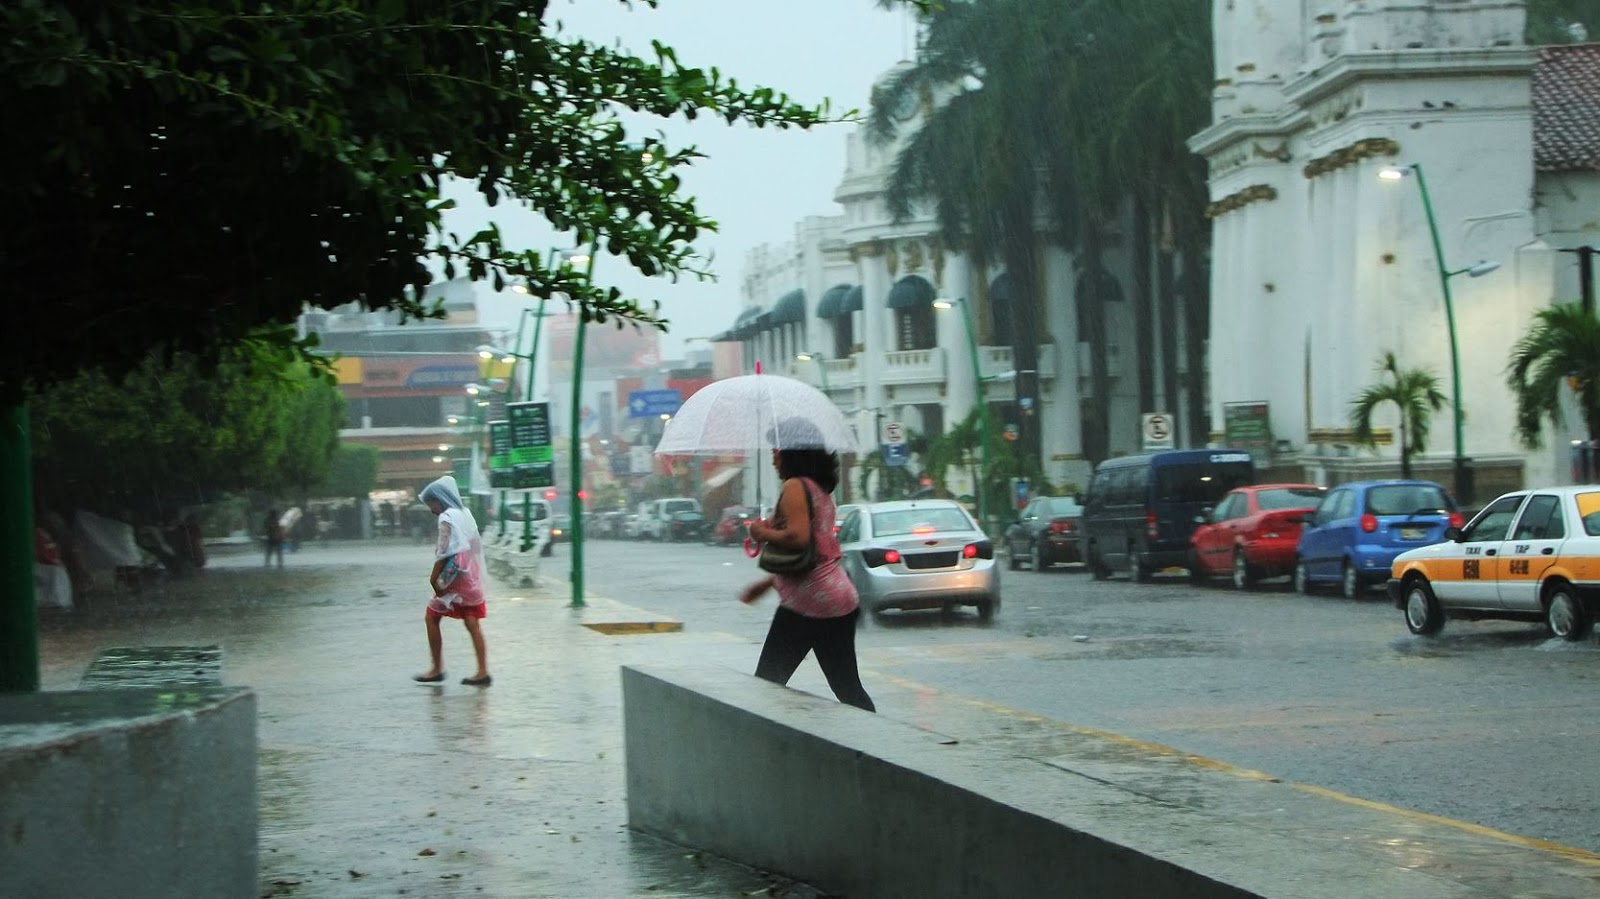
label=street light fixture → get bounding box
[1378,161,1501,503]
[933,297,988,533]
[796,350,830,391]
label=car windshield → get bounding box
[1256,488,1324,510]
[663,500,698,515]
[1366,485,1452,515]
[1154,463,1252,504]
[872,507,973,537]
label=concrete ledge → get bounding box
[622,665,1595,899]
[0,687,258,899]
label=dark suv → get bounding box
[1080,449,1256,581]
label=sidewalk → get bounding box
[37,540,822,899]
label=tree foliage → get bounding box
[870,0,1212,461]
[1349,351,1447,478]
[321,443,383,500]
[1506,303,1600,449]
[30,337,347,519]
[2,0,836,400]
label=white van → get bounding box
[634,497,701,540]
[497,495,553,556]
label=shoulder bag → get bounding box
[758,480,819,575]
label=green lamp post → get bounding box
[796,350,830,392]
[1379,163,1500,504]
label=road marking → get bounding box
[871,672,1600,866]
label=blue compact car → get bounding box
[1294,480,1462,598]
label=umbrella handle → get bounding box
[743,537,761,558]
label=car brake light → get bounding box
[1447,511,1464,529]
[911,525,936,535]
[864,548,902,568]
[1048,520,1076,534]
[1146,511,1159,538]
[963,544,977,558]
[1360,513,1378,533]
[962,540,994,560]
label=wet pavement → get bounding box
[37,539,826,899]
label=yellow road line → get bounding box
[871,672,1600,865]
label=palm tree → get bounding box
[1506,303,1600,451]
[1349,351,1448,478]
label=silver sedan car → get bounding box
[837,500,1001,620]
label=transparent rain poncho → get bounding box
[418,476,486,607]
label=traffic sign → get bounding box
[880,420,906,445]
[1142,413,1175,451]
[883,443,910,467]
[627,389,682,419]
[507,401,555,489]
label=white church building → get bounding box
[1190,0,1600,503]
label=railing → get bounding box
[881,348,947,385]
[978,345,1056,382]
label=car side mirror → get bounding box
[1444,526,1463,542]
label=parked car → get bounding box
[633,497,702,540]
[1188,484,1325,588]
[837,500,1000,620]
[496,496,553,556]
[549,514,571,544]
[666,509,708,542]
[1003,496,1085,571]
[709,505,757,545]
[834,503,861,538]
[1080,449,1256,581]
[1295,480,1462,598]
[1389,486,1600,639]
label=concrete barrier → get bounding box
[0,686,258,899]
[622,665,1585,899]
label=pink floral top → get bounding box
[773,477,859,619]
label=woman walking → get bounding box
[740,425,874,712]
[414,475,492,687]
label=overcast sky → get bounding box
[450,0,913,359]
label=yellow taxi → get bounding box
[1387,486,1600,640]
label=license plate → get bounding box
[1399,527,1426,540]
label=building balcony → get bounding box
[978,345,1056,382]
[881,348,948,386]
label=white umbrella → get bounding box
[653,374,857,457]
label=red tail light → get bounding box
[1360,513,1378,533]
[1048,520,1076,534]
[1146,511,1159,538]
[864,548,902,568]
[1447,511,1464,529]
[962,540,994,560]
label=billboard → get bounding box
[547,313,661,377]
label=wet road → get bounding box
[577,535,1600,855]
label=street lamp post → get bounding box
[1379,163,1501,504]
[565,243,597,608]
[796,351,830,392]
[933,297,988,534]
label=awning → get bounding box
[703,466,743,490]
[842,285,864,313]
[816,284,853,318]
[769,289,806,324]
[727,305,765,340]
[886,276,935,309]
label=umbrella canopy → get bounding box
[653,374,857,457]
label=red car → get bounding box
[709,505,757,545]
[1189,484,1325,589]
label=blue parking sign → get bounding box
[883,443,910,467]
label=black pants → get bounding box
[754,606,875,712]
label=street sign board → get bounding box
[451,457,473,491]
[629,445,652,476]
[880,420,906,445]
[507,401,555,489]
[627,389,682,419]
[1223,401,1272,453]
[1141,413,1175,451]
[883,443,910,467]
[487,420,513,488]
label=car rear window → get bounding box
[1043,498,1083,517]
[663,500,698,515]
[1256,488,1324,510]
[1365,485,1453,516]
[872,508,973,537]
[1153,463,1252,505]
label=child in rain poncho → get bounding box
[414,475,491,686]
